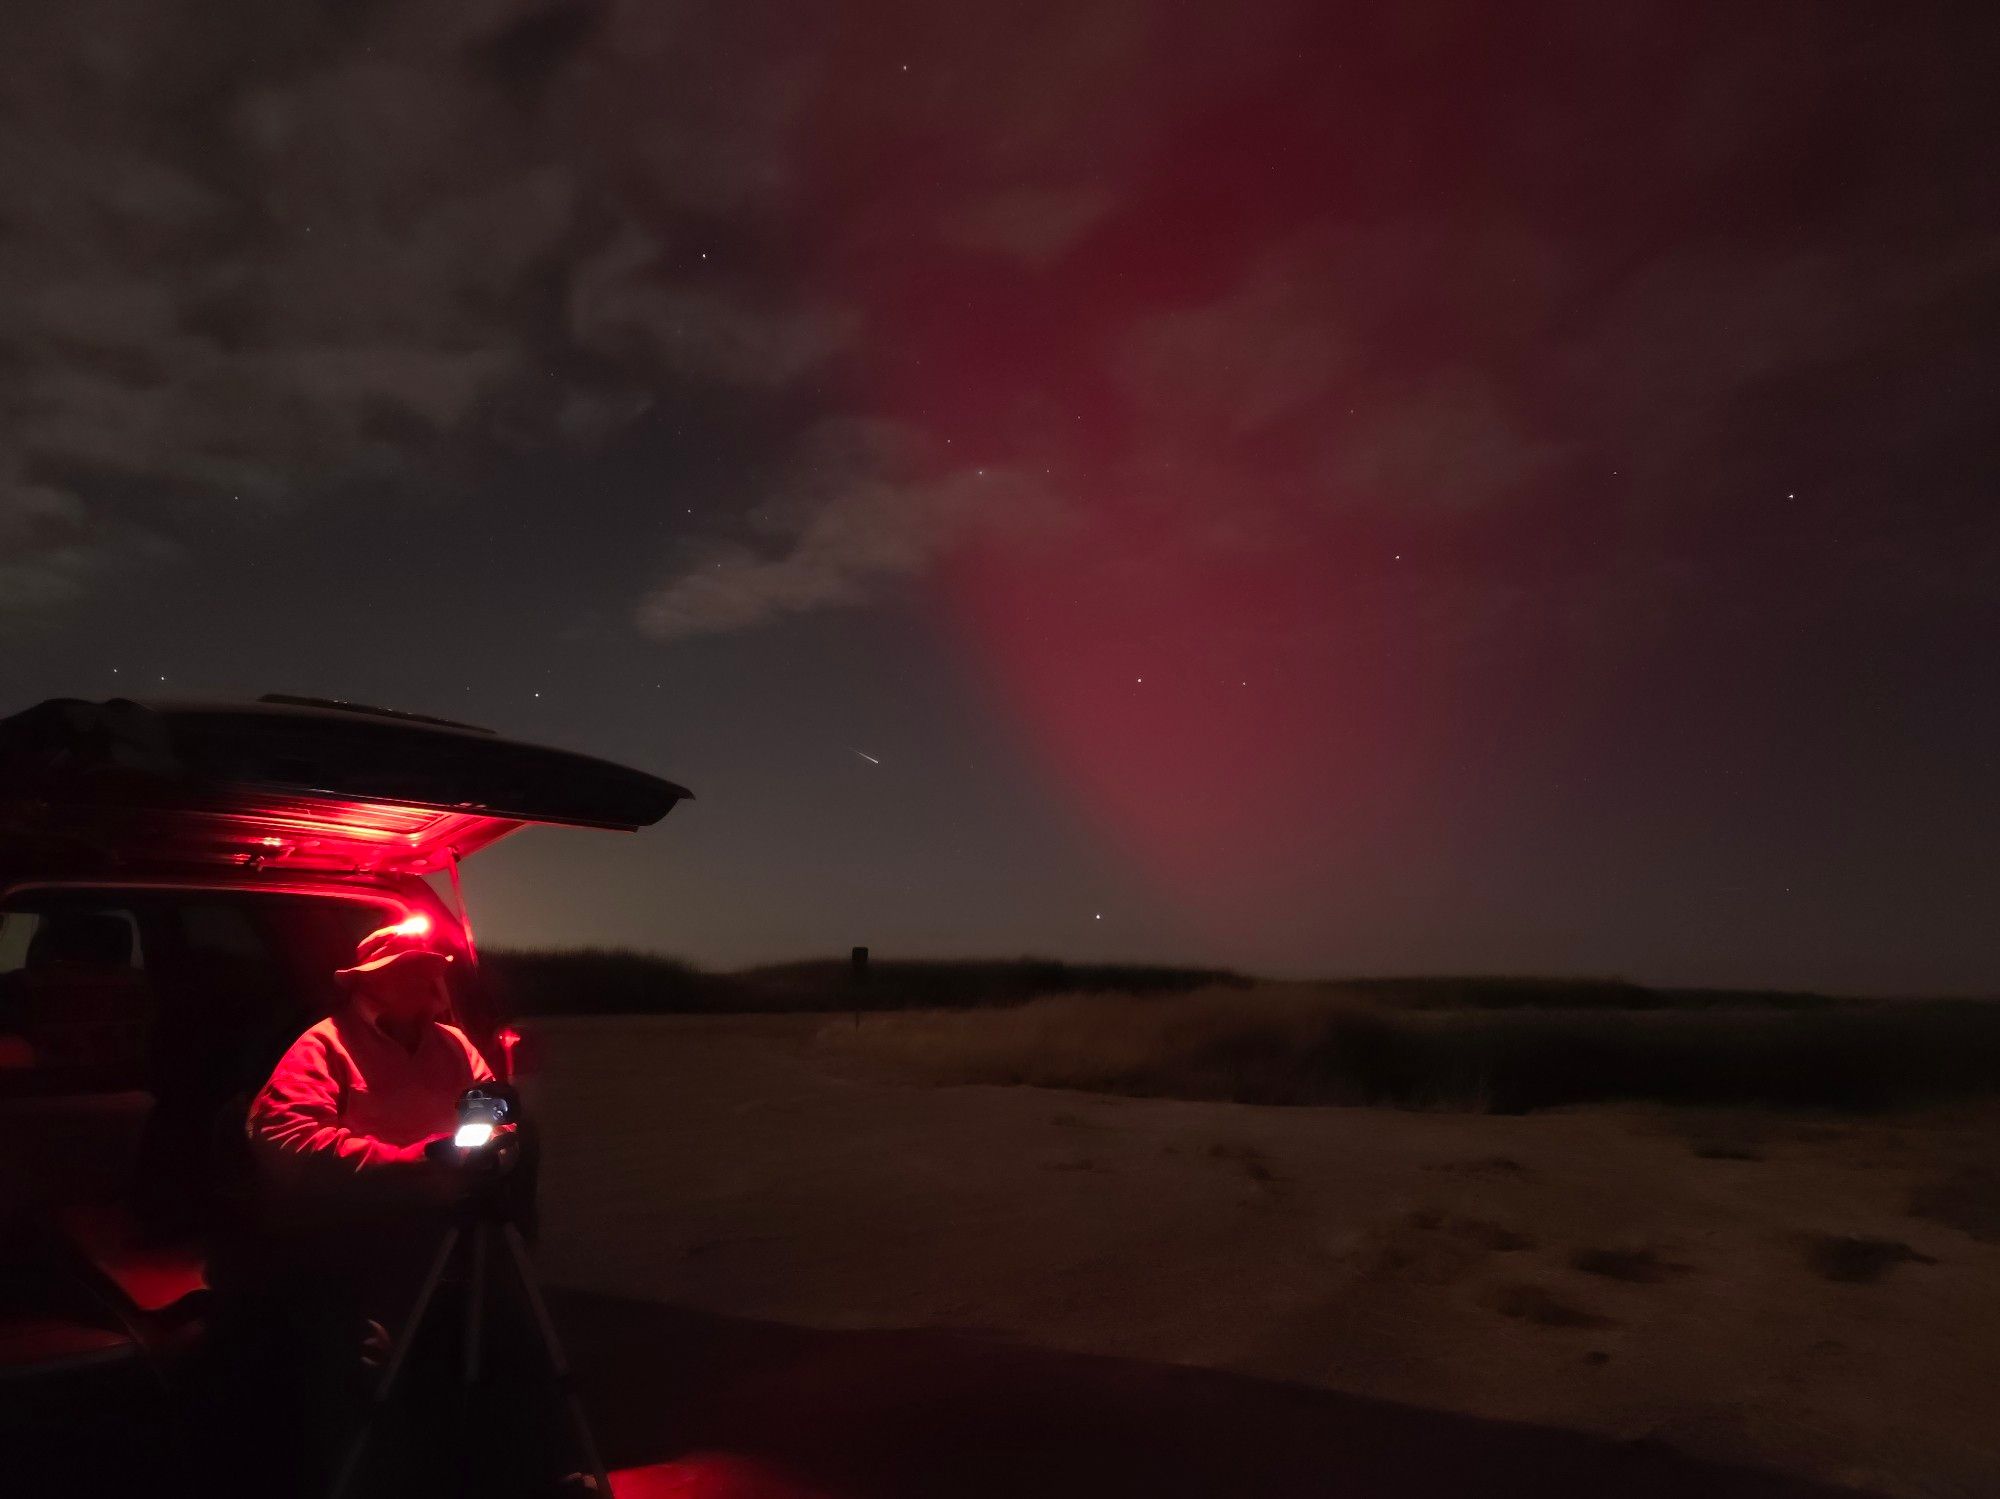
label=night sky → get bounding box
[4,2,1998,993]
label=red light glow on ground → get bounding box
[613,1454,836,1499]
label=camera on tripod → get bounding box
[425,1084,521,1177]
[337,1080,608,1499]
[454,1086,513,1151]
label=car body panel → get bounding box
[0,696,691,879]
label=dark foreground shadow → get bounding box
[549,1290,1882,1499]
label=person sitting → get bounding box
[232,917,495,1491]
[248,917,491,1193]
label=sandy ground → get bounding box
[520,1015,2000,1499]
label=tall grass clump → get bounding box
[819,984,2000,1113]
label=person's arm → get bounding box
[247,1031,438,1179]
[443,1024,497,1086]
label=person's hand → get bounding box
[420,1124,519,1173]
[419,1131,460,1168]
[471,1123,521,1176]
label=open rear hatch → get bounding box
[0,696,690,878]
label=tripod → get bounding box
[329,1187,613,1499]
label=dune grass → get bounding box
[485,951,2000,1113]
[816,983,2000,1113]
[481,948,1242,1018]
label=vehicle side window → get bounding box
[0,905,153,1094]
[0,911,35,1072]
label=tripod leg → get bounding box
[464,1220,489,1389]
[329,1224,462,1499]
[500,1223,615,1498]
[458,1222,491,1493]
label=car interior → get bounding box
[0,886,421,1444]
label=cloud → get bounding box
[945,187,1118,266]
[568,228,856,388]
[636,420,1064,640]
[9,0,1997,651]
[1318,370,1556,516]
[1120,246,1359,437]
[1116,223,1559,520]
[0,465,177,618]
[0,0,846,617]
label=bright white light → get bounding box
[454,1122,495,1150]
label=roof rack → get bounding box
[258,694,497,735]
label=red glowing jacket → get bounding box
[248,1005,494,1181]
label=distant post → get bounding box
[850,945,869,1028]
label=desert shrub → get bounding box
[1689,1139,1765,1161]
[1348,1209,1530,1283]
[1481,1283,1612,1328]
[1571,1246,1690,1282]
[819,985,2000,1113]
[1802,1235,1935,1283]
